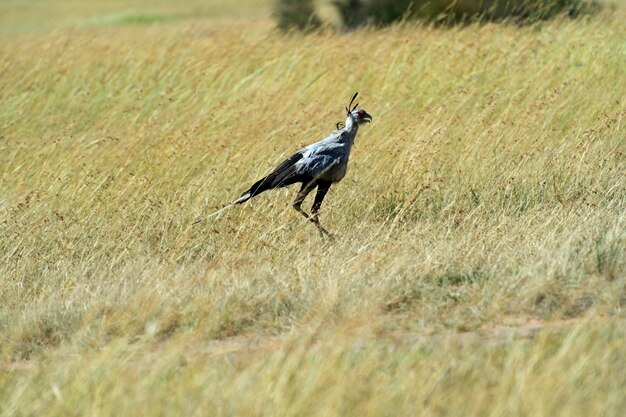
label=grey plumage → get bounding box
[197,93,372,237]
[235,121,360,204]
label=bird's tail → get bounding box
[235,175,275,203]
[192,203,234,224]
[193,176,272,225]
[234,190,253,204]
[192,190,254,225]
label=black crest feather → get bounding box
[346,92,358,115]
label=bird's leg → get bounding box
[310,181,332,236]
[293,182,332,238]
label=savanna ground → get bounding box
[1,0,625,415]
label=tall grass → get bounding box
[0,1,625,414]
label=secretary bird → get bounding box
[196,92,372,237]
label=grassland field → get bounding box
[1,0,625,415]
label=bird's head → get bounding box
[345,92,372,126]
[350,108,373,125]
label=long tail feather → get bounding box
[192,202,236,225]
[192,183,261,225]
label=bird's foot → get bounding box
[311,214,333,239]
[294,206,334,240]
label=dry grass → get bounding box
[1,1,625,415]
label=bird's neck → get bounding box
[344,115,359,135]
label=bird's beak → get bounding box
[363,112,373,123]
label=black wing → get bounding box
[237,151,305,203]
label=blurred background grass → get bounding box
[3,0,617,34]
[0,0,271,34]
